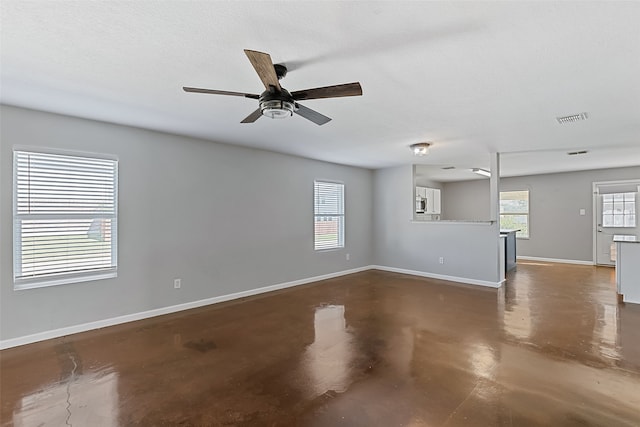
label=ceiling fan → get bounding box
[183,49,363,126]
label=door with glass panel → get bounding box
[595,183,639,266]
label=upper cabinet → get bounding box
[429,188,441,214]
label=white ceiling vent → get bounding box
[556,112,588,124]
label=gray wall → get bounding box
[373,165,501,284]
[7,104,631,342]
[438,167,640,262]
[0,105,374,341]
[413,164,444,190]
[442,179,491,221]
[502,167,640,262]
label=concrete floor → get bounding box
[1,262,640,426]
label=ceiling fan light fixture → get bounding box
[410,142,431,156]
[260,99,295,119]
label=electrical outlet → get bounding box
[174,278,181,289]
[439,257,444,264]
[346,253,350,261]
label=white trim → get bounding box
[593,181,597,264]
[0,266,370,350]
[371,265,503,288]
[12,144,119,161]
[499,189,530,239]
[592,179,640,265]
[313,180,345,251]
[489,152,500,221]
[3,250,622,349]
[592,178,640,190]
[12,149,119,288]
[14,270,117,291]
[623,296,640,305]
[1,265,508,349]
[517,256,593,266]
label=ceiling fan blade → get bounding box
[291,82,362,101]
[241,108,263,123]
[294,103,332,126]
[244,49,282,92]
[183,87,260,99]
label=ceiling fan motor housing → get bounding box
[274,63,288,80]
[259,89,295,119]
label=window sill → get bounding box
[14,270,117,291]
[410,220,496,225]
[314,247,345,252]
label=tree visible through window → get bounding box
[13,150,118,289]
[500,190,529,238]
[314,181,344,250]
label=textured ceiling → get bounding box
[1,1,639,178]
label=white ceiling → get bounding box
[2,1,639,178]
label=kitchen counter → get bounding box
[614,235,640,304]
[500,229,520,272]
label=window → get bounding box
[500,190,529,238]
[13,150,118,289]
[602,192,636,227]
[314,181,344,250]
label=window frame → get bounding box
[313,180,345,251]
[499,190,530,239]
[13,148,118,290]
[601,192,636,228]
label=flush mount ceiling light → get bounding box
[556,112,588,124]
[472,168,491,177]
[410,142,431,156]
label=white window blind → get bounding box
[314,181,344,250]
[13,150,118,289]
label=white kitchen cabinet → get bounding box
[428,188,441,214]
[415,186,441,215]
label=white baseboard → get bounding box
[517,256,594,266]
[0,266,371,350]
[371,265,503,289]
[1,264,505,349]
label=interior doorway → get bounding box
[593,180,640,266]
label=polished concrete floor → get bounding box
[2,262,640,426]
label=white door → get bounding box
[595,184,639,266]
